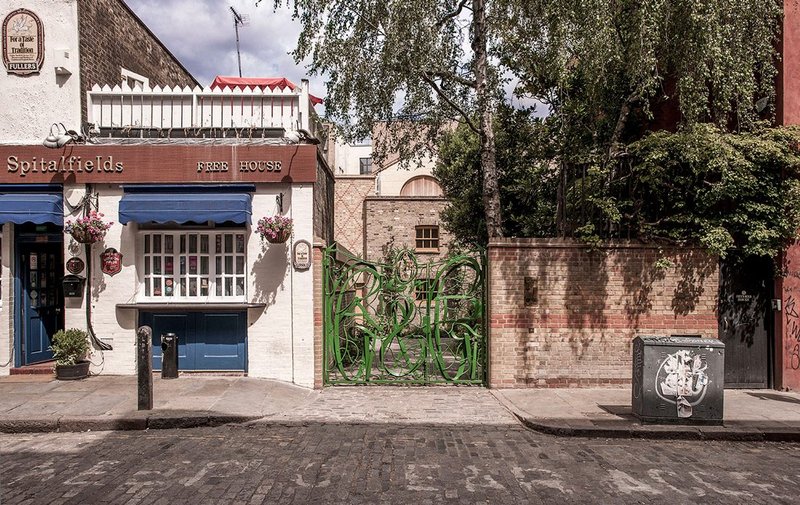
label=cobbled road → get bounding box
[1,423,799,505]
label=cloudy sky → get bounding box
[125,0,325,94]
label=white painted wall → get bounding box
[333,141,372,175]
[0,224,13,374]
[49,183,316,386]
[376,155,438,196]
[0,0,81,144]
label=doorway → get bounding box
[16,225,64,365]
[718,256,773,388]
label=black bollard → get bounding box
[137,326,153,410]
[161,332,179,379]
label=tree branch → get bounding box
[436,0,470,28]
[420,73,480,134]
[608,92,641,160]
[423,70,476,89]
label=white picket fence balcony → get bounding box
[86,81,323,139]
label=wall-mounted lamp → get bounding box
[42,122,83,149]
[276,192,284,213]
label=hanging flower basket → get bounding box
[257,216,293,244]
[66,210,113,244]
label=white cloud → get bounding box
[125,0,326,99]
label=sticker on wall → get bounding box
[293,240,311,270]
[100,247,123,276]
[2,9,45,75]
[66,257,85,275]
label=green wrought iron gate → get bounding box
[323,244,486,385]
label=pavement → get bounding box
[2,374,800,441]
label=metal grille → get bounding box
[324,244,486,385]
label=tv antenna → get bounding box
[230,7,249,77]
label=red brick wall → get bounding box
[487,239,719,388]
[77,0,198,121]
[313,242,324,389]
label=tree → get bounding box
[268,0,506,238]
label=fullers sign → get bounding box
[2,9,44,75]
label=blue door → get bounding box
[140,311,247,371]
[18,239,64,364]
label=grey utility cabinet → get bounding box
[632,335,725,424]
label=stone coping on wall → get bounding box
[364,196,448,202]
[334,174,376,180]
[488,238,709,251]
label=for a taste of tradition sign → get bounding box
[2,9,44,75]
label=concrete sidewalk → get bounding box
[2,374,800,441]
[493,387,800,441]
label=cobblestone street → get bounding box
[2,423,799,504]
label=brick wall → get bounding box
[487,239,719,388]
[333,176,374,255]
[77,0,198,121]
[314,156,335,244]
[313,241,325,389]
[363,197,451,262]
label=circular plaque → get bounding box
[66,257,85,275]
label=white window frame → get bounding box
[137,229,248,303]
[121,67,150,90]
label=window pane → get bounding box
[200,278,209,296]
[144,257,150,275]
[200,257,209,275]
[189,256,197,275]
[153,257,161,275]
[224,234,233,253]
[216,277,222,296]
[225,256,233,274]
[165,257,174,275]
[165,278,174,296]
[236,278,244,296]
[236,257,244,275]
[215,257,222,274]
[144,235,150,254]
[180,278,186,296]
[180,256,186,275]
[153,235,161,254]
[200,235,209,254]
[225,278,233,296]
[180,235,186,253]
[189,234,197,253]
[165,235,173,254]
[236,234,245,253]
[145,278,151,296]
[189,278,197,296]
[215,235,222,254]
[153,278,162,296]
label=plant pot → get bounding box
[70,228,102,244]
[266,229,291,244]
[55,360,90,380]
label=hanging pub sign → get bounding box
[66,257,85,275]
[2,9,44,75]
[100,247,123,276]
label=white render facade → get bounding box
[0,1,330,388]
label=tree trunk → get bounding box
[472,0,503,240]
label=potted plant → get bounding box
[65,210,113,244]
[256,215,293,244]
[50,328,91,380]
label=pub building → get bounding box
[1,2,331,387]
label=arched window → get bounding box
[399,176,444,197]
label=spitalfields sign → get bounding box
[7,155,124,177]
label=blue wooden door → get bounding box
[141,311,246,371]
[20,243,63,364]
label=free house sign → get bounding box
[2,9,44,75]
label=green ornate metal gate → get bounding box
[323,244,486,385]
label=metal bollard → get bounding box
[161,332,179,379]
[137,326,153,410]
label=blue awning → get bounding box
[119,193,252,225]
[0,193,63,225]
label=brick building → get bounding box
[0,0,332,387]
